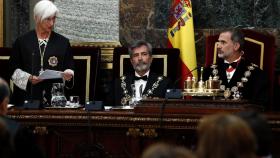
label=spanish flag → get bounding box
[167,0,197,88]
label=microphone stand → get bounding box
[159,97,168,128]
[23,51,40,109]
[159,66,202,135]
[156,96,168,140]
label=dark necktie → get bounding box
[139,84,143,97]
[224,62,238,69]
[134,75,148,81]
[225,62,238,73]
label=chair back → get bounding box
[66,47,101,104]
[0,48,13,87]
[113,47,181,84]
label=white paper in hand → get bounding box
[38,69,63,79]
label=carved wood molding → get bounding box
[8,106,280,131]
[70,41,121,69]
[7,109,200,129]
[71,42,121,48]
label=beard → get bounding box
[217,49,233,59]
[133,61,151,72]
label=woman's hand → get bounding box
[29,75,43,84]
[62,71,73,81]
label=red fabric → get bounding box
[205,34,219,67]
[226,67,235,72]
[168,40,193,88]
[179,59,192,88]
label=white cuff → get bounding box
[11,69,31,90]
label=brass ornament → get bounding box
[224,88,231,99]
[120,75,164,105]
[121,97,129,105]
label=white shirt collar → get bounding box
[224,56,242,63]
[135,70,150,78]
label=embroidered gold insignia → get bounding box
[48,56,58,67]
[224,88,231,99]
[121,97,128,105]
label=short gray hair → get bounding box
[221,28,245,51]
[128,40,153,57]
[34,0,58,22]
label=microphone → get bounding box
[173,66,201,88]
[23,51,40,109]
[165,66,201,99]
[85,50,103,111]
[159,66,202,134]
[159,97,168,129]
[30,51,35,101]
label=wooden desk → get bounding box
[7,100,280,158]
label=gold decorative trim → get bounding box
[101,63,113,69]
[33,126,48,135]
[8,109,280,130]
[153,55,168,76]
[142,128,158,138]
[74,56,91,102]
[126,128,141,137]
[10,80,13,92]
[101,54,113,63]
[213,38,264,70]
[0,56,13,91]
[0,56,9,60]
[71,41,121,48]
[119,55,168,77]
[119,55,129,76]
[214,42,218,64]
[244,37,264,70]
[126,128,158,138]
[0,0,3,47]
[8,111,200,129]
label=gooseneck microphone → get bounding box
[159,97,168,129]
[172,66,201,89]
[160,66,202,131]
[30,51,35,102]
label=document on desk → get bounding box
[38,69,63,79]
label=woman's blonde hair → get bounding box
[196,113,257,158]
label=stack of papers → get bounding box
[38,69,63,80]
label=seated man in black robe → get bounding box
[113,40,171,106]
[203,28,268,105]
